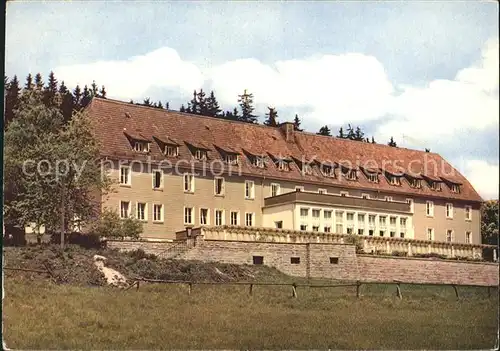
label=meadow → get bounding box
[3,276,498,349]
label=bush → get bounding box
[412,253,448,260]
[91,209,143,240]
[391,250,408,257]
[345,234,364,253]
[128,249,157,261]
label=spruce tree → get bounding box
[425,148,430,152]
[59,81,74,123]
[346,124,355,140]
[354,126,365,141]
[143,98,151,106]
[81,85,92,108]
[371,136,376,144]
[197,89,208,116]
[180,104,186,113]
[293,114,303,131]
[317,125,332,136]
[388,137,397,147]
[237,89,257,123]
[25,73,34,90]
[206,91,222,117]
[166,102,170,110]
[99,85,107,98]
[187,90,199,114]
[34,73,44,90]
[157,101,163,109]
[338,127,345,138]
[91,80,99,97]
[264,107,279,127]
[73,85,82,110]
[4,75,20,126]
[43,71,59,107]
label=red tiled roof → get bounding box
[86,98,482,203]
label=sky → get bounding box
[5,1,499,199]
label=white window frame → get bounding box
[152,170,163,189]
[153,204,164,223]
[183,173,194,193]
[321,164,335,177]
[427,227,434,241]
[426,201,434,217]
[384,196,393,202]
[136,202,147,222]
[465,205,472,221]
[278,160,290,171]
[300,207,309,219]
[134,141,150,153]
[340,191,349,197]
[295,186,305,192]
[361,193,370,199]
[225,154,239,165]
[214,177,225,196]
[406,198,414,213]
[230,211,239,226]
[120,201,131,219]
[253,156,265,168]
[120,166,131,186]
[300,224,308,231]
[465,231,472,244]
[312,208,321,220]
[184,207,194,225]
[214,209,225,226]
[324,210,333,220]
[318,188,327,194]
[270,183,281,197]
[164,144,179,157]
[367,173,378,183]
[200,208,210,226]
[245,212,254,227]
[446,203,453,219]
[446,229,454,242]
[245,180,255,199]
[194,149,207,160]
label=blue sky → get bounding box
[5,1,499,199]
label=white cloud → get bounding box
[463,160,499,200]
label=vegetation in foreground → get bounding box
[3,276,498,350]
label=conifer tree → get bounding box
[25,73,34,90]
[388,137,397,147]
[34,73,44,90]
[180,104,186,113]
[346,124,355,140]
[43,71,59,107]
[354,126,365,141]
[157,101,163,109]
[187,90,199,114]
[73,85,82,110]
[4,75,20,126]
[237,89,257,123]
[129,99,134,104]
[293,114,303,131]
[197,89,208,116]
[371,136,376,144]
[264,107,279,127]
[143,98,151,106]
[99,86,107,99]
[206,91,222,117]
[425,148,430,152]
[338,127,345,138]
[58,81,74,123]
[317,125,332,136]
[81,85,92,108]
[166,102,170,110]
[91,80,99,97]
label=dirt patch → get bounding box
[3,245,289,287]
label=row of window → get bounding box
[119,201,254,226]
[252,255,339,265]
[425,201,472,221]
[426,228,473,244]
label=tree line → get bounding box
[5,72,400,147]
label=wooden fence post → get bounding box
[249,283,253,296]
[292,283,297,298]
[396,283,402,299]
[356,281,361,298]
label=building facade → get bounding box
[87,98,482,245]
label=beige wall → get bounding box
[262,203,295,229]
[103,160,481,242]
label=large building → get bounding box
[87,98,482,245]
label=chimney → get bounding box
[279,122,295,143]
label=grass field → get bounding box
[3,277,498,349]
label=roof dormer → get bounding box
[316,161,336,178]
[293,157,315,176]
[243,149,266,168]
[124,131,151,154]
[269,153,292,172]
[216,145,240,165]
[441,177,462,193]
[153,136,180,157]
[422,174,443,191]
[339,163,358,181]
[185,141,210,161]
[385,171,403,186]
[360,166,379,183]
[405,173,423,188]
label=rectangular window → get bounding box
[385,196,393,202]
[134,141,150,153]
[295,186,304,192]
[200,208,209,225]
[300,208,309,218]
[253,156,265,168]
[358,228,364,235]
[136,202,147,221]
[230,211,239,226]
[321,164,335,177]
[302,164,313,175]
[379,230,385,237]
[318,188,327,194]
[183,174,194,192]
[390,231,396,237]
[361,193,370,199]
[152,170,162,189]
[252,256,264,265]
[390,217,397,226]
[300,224,308,231]
[406,198,414,213]
[275,221,283,229]
[245,180,255,199]
[330,257,339,264]
[335,211,344,223]
[312,225,320,232]
[409,178,422,188]
[446,230,453,242]
[214,177,225,196]
[215,209,224,226]
[465,206,472,221]
[153,204,163,222]
[367,173,378,183]
[194,149,207,160]
[290,257,300,264]
[427,228,434,241]
[388,175,401,186]
[451,184,460,193]
[465,231,472,244]
[120,166,130,185]
[271,183,281,197]
[184,207,194,225]
[400,232,405,238]
[335,224,344,234]
[324,210,332,219]
[278,160,290,171]
[120,201,130,219]
[340,191,348,197]
[245,213,254,226]
[446,203,453,219]
[324,226,331,233]
[358,214,365,223]
[312,209,321,219]
[346,213,354,221]
[400,217,407,228]
[426,201,434,217]
[165,145,179,157]
[368,229,374,236]
[379,216,387,227]
[225,154,238,165]
[368,215,376,226]
[345,169,357,180]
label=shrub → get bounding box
[391,250,408,257]
[91,209,143,240]
[345,234,364,253]
[128,249,157,261]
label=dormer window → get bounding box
[450,184,460,193]
[386,174,401,186]
[302,164,313,175]
[408,177,422,188]
[278,160,290,171]
[428,180,442,191]
[134,141,150,153]
[165,144,179,157]
[252,155,265,168]
[342,168,357,181]
[321,164,335,178]
[194,149,208,160]
[224,154,239,165]
[367,172,378,183]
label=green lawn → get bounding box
[3,277,498,349]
